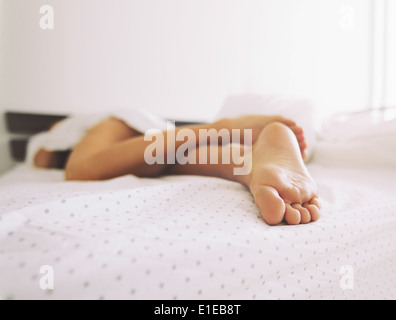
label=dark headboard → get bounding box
[5,112,69,162]
[5,111,202,162]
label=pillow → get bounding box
[313,114,396,169]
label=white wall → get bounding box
[385,0,396,107]
[0,0,4,113]
[1,0,373,122]
[0,0,12,174]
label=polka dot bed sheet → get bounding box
[0,163,396,300]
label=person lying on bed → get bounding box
[34,115,320,226]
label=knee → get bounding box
[64,159,95,181]
[64,163,82,181]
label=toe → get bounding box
[303,203,320,222]
[299,141,307,158]
[292,204,311,224]
[289,126,306,156]
[253,186,285,226]
[290,126,304,140]
[309,197,321,209]
[284,204,301,225]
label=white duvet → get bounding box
[1,115,396,300]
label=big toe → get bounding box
[252,186,285,225]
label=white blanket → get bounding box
[25,108,172,166]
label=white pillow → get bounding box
[314,114,396,169]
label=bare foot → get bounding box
[243,122,320,225]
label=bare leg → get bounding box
[64,117,230,180]
[166,143,250,184]
[64,116,306,180]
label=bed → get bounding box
[1,107,396,300]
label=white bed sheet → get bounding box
[1,160,396,300]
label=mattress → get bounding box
[1,159,396,300]
[1,112,396,300]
